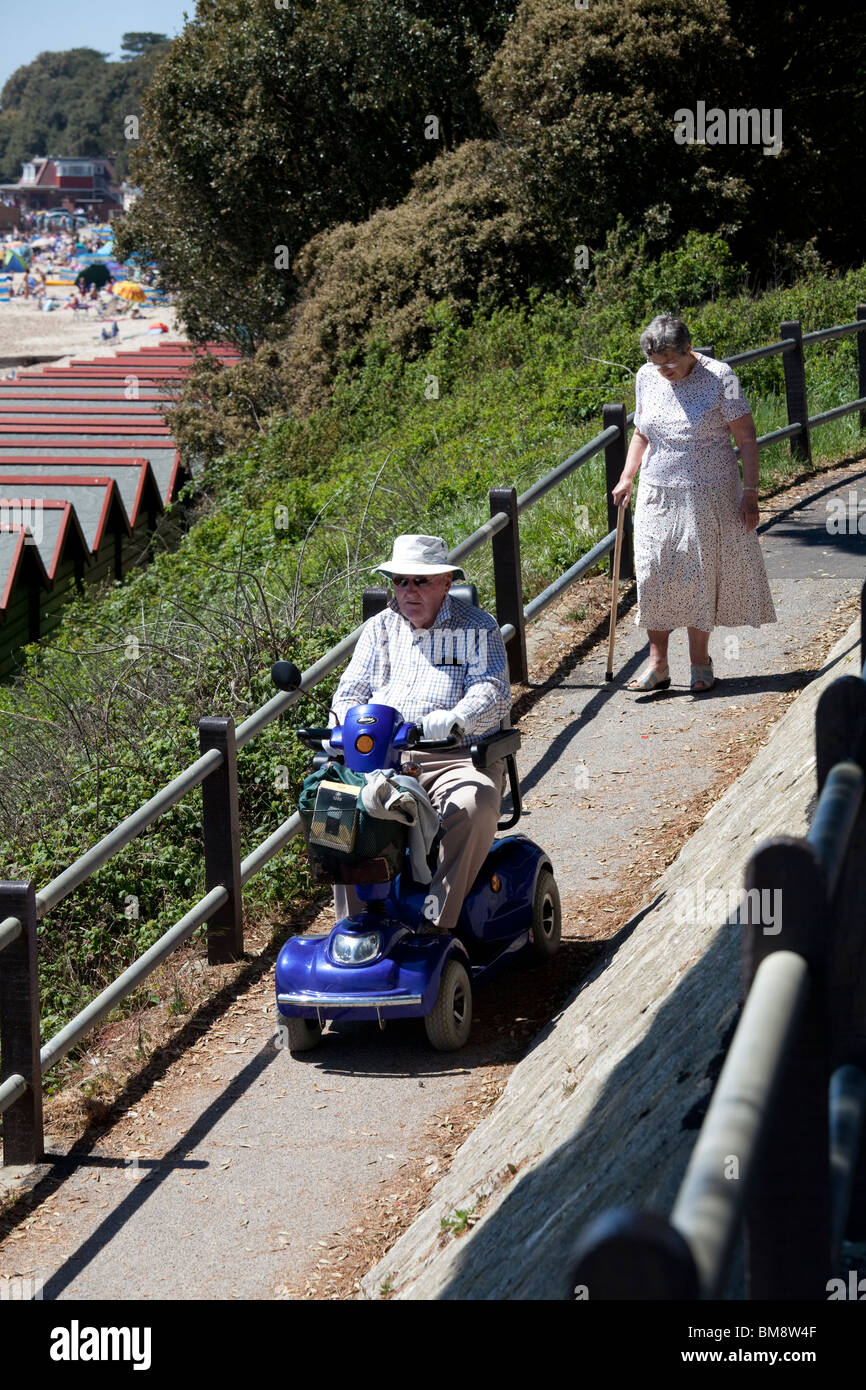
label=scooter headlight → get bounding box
[331,931,382,965]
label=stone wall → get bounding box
[360,623,861,1299]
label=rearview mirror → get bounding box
[271,660,302,691]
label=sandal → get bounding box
[690,659,716,693]
[626,663,671,692]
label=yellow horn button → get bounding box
[490,874,502,892]
[355,734,375,754]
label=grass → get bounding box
[1,257,866,1048]
[440,1206,477,1236]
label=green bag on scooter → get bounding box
[297,762,408,885]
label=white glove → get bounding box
[422,710,465,741]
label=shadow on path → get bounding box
[40,1041,283,1299]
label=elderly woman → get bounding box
[611,315,775,692]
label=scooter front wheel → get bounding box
[530,868,561,960]
[277,1009,323,1054]
[424,958,472,1052]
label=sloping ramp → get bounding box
[359,622,859,1299]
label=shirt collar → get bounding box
[432,594,453,627]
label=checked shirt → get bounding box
[331,595,511,747]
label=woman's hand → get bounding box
[739,490,760,532]
[611,476,633,508]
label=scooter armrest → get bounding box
[470,727,521,769]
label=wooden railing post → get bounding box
[0,881,44,1165]
[570,1208,699,1299]
[780,319,812,466]
[489,487,528,683]
[693,344,715,358]
[603,404,633,580]
[815,678,866,1240]
[857,305,866,435]
[741,838,831,1297]
[199,716,244,964]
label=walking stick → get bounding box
[605,503,626,681]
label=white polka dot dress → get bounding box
[632,354,776,632]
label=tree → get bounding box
[117,0,514,345]
[120,33,170,61]
[261,0,753,412]
[725,1,866,275]
[478,0,752,274]
[0,43,171,182]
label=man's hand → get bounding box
[422,710,465,741]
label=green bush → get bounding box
[4,257,866,1043]
[119,0,513,343]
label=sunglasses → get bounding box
[392,575,432,588]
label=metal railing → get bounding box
[570,580,866,1301]
[3,307,866,1166]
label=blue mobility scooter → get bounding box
[272,605,560,1054]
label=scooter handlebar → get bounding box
[294,721,460,754]
[296,726,334,750]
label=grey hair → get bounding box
[640,315,692,357]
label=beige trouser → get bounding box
[334,753,506,932]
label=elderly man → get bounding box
[330,534,511,935]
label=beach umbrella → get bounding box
[113,280,146,302]
[77,262,112,289]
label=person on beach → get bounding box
[611,315,776,693]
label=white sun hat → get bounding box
[373,534,465,578]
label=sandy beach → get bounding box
[0,296,186,373]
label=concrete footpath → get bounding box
[359,617,861,1299]
[1,455,865,1299]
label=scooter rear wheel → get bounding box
[424,958,472,1052]
[530,868,561,960]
